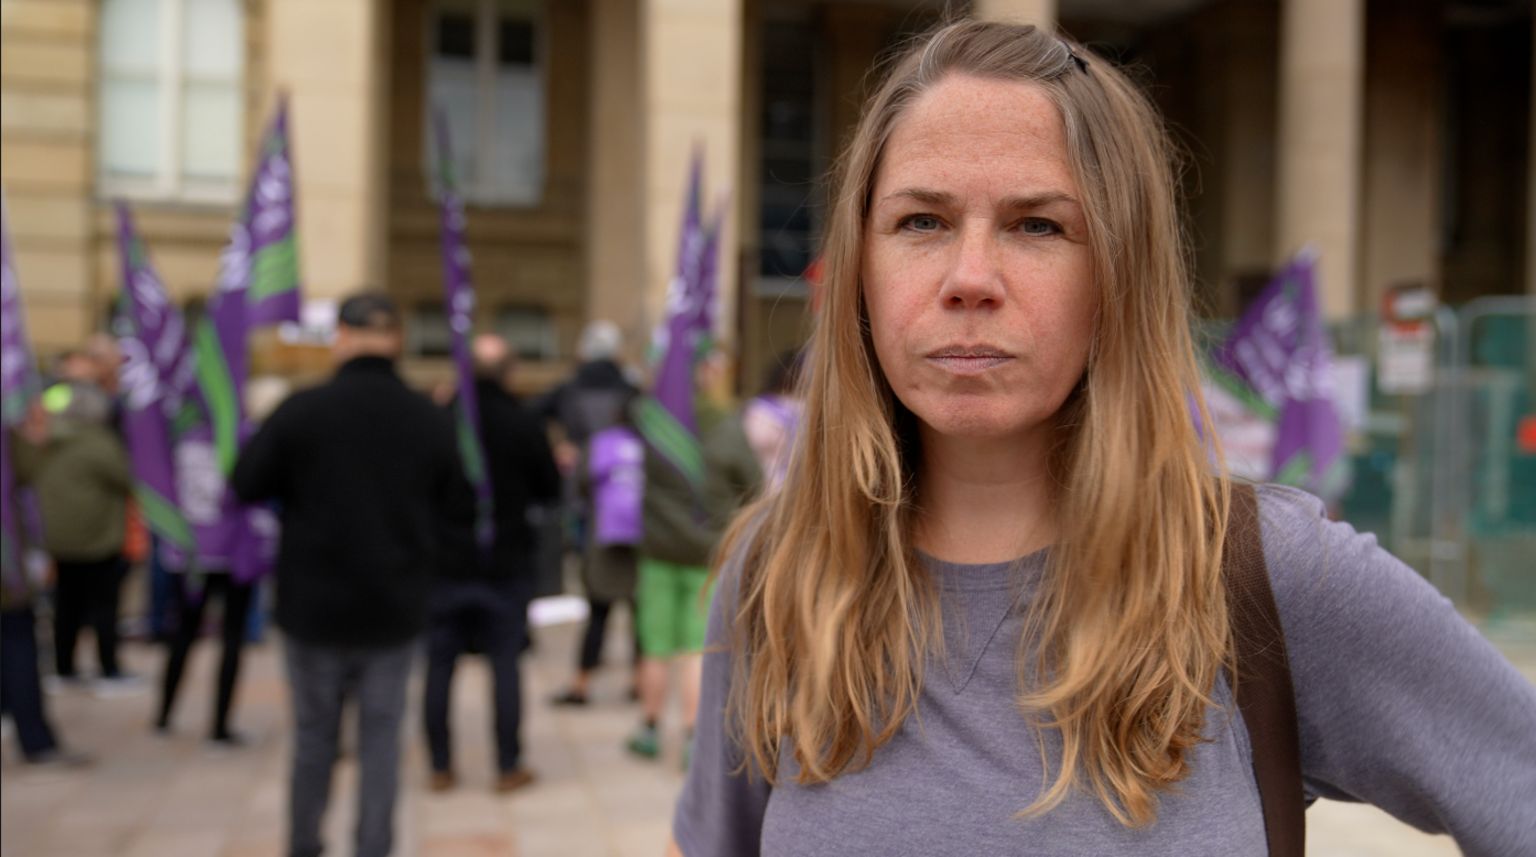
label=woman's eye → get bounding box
[899,214,943,233]
[1018,218,1062,236]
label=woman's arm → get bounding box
[1258,485,1536,856]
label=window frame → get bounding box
[97,0,245,205]
[423,0,547,208]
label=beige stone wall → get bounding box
[387,0,590,364]
[267,0,388,301]
[972,0,1054,29]
[1,0,97,353]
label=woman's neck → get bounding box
[914,426,1058,565]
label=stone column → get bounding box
[1274,0,1365,318]
[972,0,1056,29]
[1359,0,1441,310]
[1529,9,1536,297]
[639,0,744,346]
[585,0,646,359]
[265,0,388,299]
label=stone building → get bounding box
[2,0,1531,390]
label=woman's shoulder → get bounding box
[1247,482,1451,639]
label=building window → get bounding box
[408,301,454,358]
[426,0,546,207]
[495,304,557,360]
[98,0,244,202]
[757,16,821,285]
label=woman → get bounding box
[669,20,1536,857]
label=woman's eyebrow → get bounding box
[998,191,1080,211]
[875,188,1081,210]
[876,187,956,208]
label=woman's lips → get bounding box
[925,351,1015,374]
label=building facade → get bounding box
[2,0,1532,390]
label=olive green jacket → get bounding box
[13,418,132,563]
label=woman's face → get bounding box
[862,74,1097,446]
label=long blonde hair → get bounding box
[720,19,1231,827]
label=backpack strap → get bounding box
[1224,483,1306,857]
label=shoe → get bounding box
[93,673,148,698]
[209,731,248,749]
[625,724,660,760]
[495,768,535,794]
[24,748,94,769]
[429,770,456,793]
[550,689,589,707]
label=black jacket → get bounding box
[440,378,561,582]
[231,356,471,647]
[537,359,636,444]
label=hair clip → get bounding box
[1063,42,1090,74]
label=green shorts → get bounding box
[635,557,712,658]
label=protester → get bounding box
[152,432,254,746]
[423,334,560,794]
[625,349,734,764]
[670,20,1536,857]
[232,293,470,857]
[561,392,644,707]
[0,401,90,767]
[13,379,138,695]
[543,320,642,707]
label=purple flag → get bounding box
[244,98,302,327]
[1209,251,1346,499]
[433,109,495,551]
[114,205,198,567]
[633,150,727,488]
[2,196,45,596]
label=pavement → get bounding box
[3,601,1530,857]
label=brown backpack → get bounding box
[1225,483,1305,857]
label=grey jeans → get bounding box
[284,637,415,857]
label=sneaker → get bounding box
[428,770,457,793]
[495,768,535,794]
[92,673,148,698]
[549,689,589,707]
[625,724,660,760]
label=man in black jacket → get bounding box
[231,293,470,857]
[424,333,560,794]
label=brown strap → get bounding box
[1224,483,1306,857]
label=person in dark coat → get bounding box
[541,320,643,706]
[231,293,471,857]
[423,333,560,794]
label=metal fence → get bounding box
[1329,297,1535,625]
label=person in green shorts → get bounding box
[628,352,761,764]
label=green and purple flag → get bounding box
[186,99,300,582]
[114,204,198,569]
[1206,251,1346,500]
[635,149,725,488]
[433,109,494,552]
[244,98,302,328]
[2,196,45,596]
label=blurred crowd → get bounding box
[1,299,801,857]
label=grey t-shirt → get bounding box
[673,484,1536,856]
